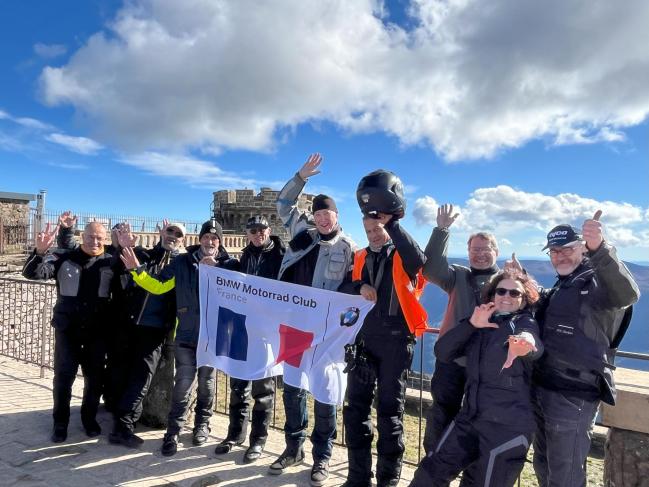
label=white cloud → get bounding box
[47,161,89,170]
[0,108,53,131]
[119,151,284,189]
[414,185,649,247]
[39,0,649,159]
[33,43,67,59]
[45,133,104,155]
[412,195,439,226]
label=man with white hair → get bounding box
[107,221,185,448]
[532,212,639,487]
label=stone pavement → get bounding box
[0,358,417,486]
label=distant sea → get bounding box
[411,258,649,375]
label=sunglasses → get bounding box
[248,227,267,235]
[165,228,183,238]
[495,287,523,298]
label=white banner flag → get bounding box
[197,265,374,405]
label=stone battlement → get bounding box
[213,187,315,243]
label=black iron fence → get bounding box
[0,208,204,253]
[1,277,648,466]
[0,277,56,376]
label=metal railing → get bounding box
[0,277,56,377]
[1,276,648,467]
[18,208,205,252]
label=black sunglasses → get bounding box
[495,287,523,298]
[248,227,267,235]
[165,228,183,238]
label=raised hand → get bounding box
[503,252,523,276]
[58,210,77,229]
[582,210,603,251]
[469,303,499,329]
[158,218,170,235]
[117,223,138,248]
[35,222,60,255]
[360,284,378,302]
[298,153,322,180]
[120,246,141,270]
[502,334,538,369]
[437,204,459,229]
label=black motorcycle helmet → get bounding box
[356,169,406,219]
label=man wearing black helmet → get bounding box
[339,169,427,487]
[214,215,285,463]
[120,219,238,456]
[270,153,356,486]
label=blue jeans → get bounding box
[283,383,336,461]
[532,386,599,487]
[166,343,216,435]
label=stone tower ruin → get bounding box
[212,187,315,244]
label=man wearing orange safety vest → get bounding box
[338,170,428,487]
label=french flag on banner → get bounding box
[197,265,374,405]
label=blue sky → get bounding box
[1,0,648,262]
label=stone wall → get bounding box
[0,199,30,224]
[213,186,314,243]
[0,199,31,253]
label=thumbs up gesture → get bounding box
[582,210,603,251]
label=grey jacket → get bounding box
[423,227,498,337]
[276,173,356,291]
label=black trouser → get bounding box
[225,377,274,445]
[411,413,532,487]
[532,386,599,487]
[344,334,414,485]
[113,326,167,433]
[53,325,107,427]
[103,324,130,411]
[423,360,466,454]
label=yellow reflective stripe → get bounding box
[130,270,176,294]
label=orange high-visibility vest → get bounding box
[352,248,429,337]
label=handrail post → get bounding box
[418,332,424,463]
[39,291,50,378]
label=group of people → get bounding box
[23,153,640,487]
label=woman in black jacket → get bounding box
[410,271,543,487]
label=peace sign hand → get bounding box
[35,222,60,255]
[58,210,77,229]
[437,204,459,229]
[298,153,322,180]
[582,210,603,251]
[120,246,141,270]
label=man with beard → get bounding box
[532,212,639,487]
[214,215,285,463]
[106,221,185,448]
[120,219,238,456]
[269,153,356,486]
[23,221,117,442]
[422,204,501,471]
